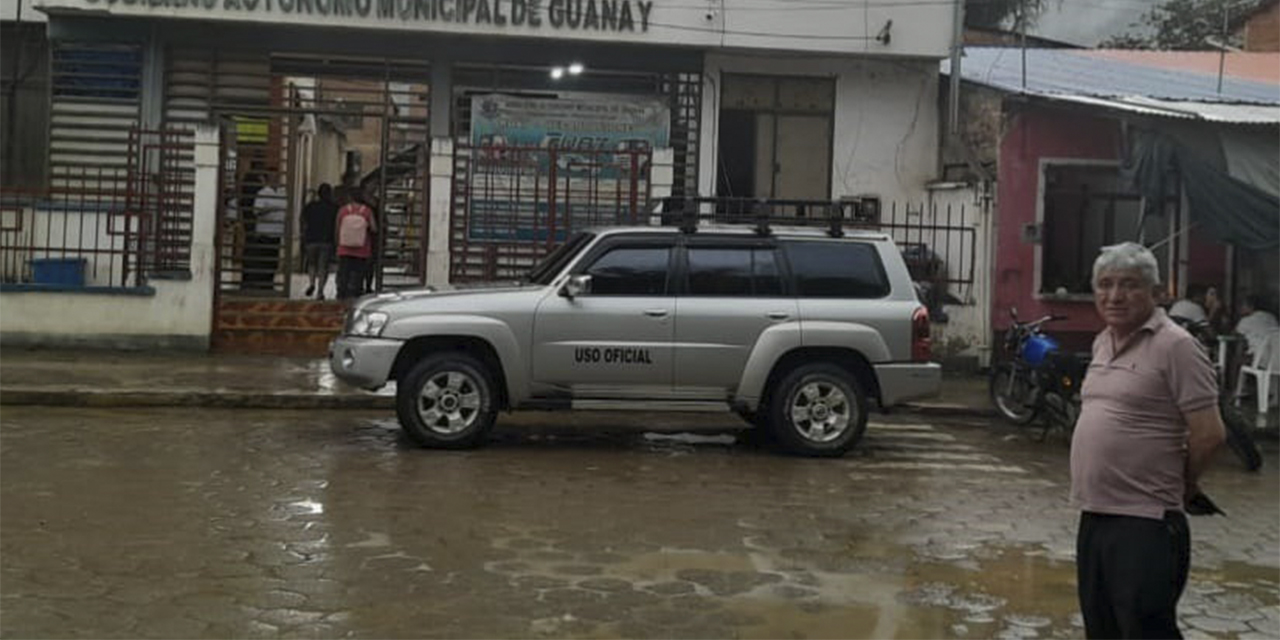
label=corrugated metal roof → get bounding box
[1079,50,1280,86]
[942,48,1280,123]
[943,48,1280,113]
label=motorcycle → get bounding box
[1170,316,1263,472]
[989,309,1086,439]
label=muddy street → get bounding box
[2,408,1277,639]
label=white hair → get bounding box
[1092,242,1161,286]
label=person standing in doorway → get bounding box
[1072,242,1226,639]
[246,175,286,291]
[300,183,338,300]
[336,188,376,301]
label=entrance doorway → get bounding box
[165,49,432,353]
[716,74,834,201]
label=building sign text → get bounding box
[81,0,655,33]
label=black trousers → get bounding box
[1077,511,1190,639]
[337,256,368,300]
[241,234,280,290]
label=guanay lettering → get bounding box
[573,347,653,364]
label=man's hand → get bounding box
[1184,405,1226,498]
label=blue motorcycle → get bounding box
[989,309,1086,438]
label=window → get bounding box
[584,246,671,295]
[527,232,593,285]
[717,74,833,200]
[686,247,782,296]
[785,241,888,299]
[1040,164,1172,295]
[1,23,49,190]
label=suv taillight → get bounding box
[912,306,932,362]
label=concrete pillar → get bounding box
[191,125,221,336]
[140,27,166,131]
[430,61,453,139]
[696,65,719,200]
[649,148,675,225]
[426,137,453,286]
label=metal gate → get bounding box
[450,143,652,282]
[448,65,699,282]
[165,48,432,297]
[0,127,194,288]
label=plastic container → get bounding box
[30,258,87,286]
[1020,333,1061,367]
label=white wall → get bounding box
[925,184,994,368]
[0,125,220,349]
[699,53,941,205]
[31,0,952,58]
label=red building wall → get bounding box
[993,106,1121,350]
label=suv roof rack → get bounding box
[662,197,882,238]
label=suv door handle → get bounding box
[767,311,790,320]
[643,308,669,318]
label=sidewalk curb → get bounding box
[2,386,996,417]
[0,388,395,410]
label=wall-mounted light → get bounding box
[568,62,584,75]
[550,66,565,80]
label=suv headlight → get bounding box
[348,311,389,337]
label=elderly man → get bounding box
[1072,242,1226,640]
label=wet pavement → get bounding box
[2,407,1277,639]
[0,348,998,418]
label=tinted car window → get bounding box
[753,249,783,296]
[687,248,751,296]
[687,247,784,296]
[585,246,671,295]
[528,232,593,285]
[785,241,888,298]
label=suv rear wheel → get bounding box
[396,353,498,449]
[768,363,868,457]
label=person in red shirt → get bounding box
[335,187,377,301]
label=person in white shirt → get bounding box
[1168,297,1206,322]
[244,177,287,290]
[1169,285,1223,330]
[253,184,286,237]
[1236,295,1280,358]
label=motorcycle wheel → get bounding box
[1221,402,1263,472]
[990,364,1039,425]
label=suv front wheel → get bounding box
[396,353,498,449]
[768,363,868,457]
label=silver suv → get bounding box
[330,225,940,456]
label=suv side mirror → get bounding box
[561,274,592,299]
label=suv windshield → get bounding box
[526,232,594,285]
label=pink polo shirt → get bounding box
[1070,308,1218,520]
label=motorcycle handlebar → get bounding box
[1012,314,1069,329]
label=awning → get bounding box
[1126,129,1279,252]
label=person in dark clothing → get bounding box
[300,183,339,300]
[236,172,265,291]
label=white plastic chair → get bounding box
[1236,328,1280,417]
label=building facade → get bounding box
[1,0,977,352]
[947,48,1280,353]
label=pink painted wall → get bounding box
[993,106,1121,348]
[1187,235,1228,294]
